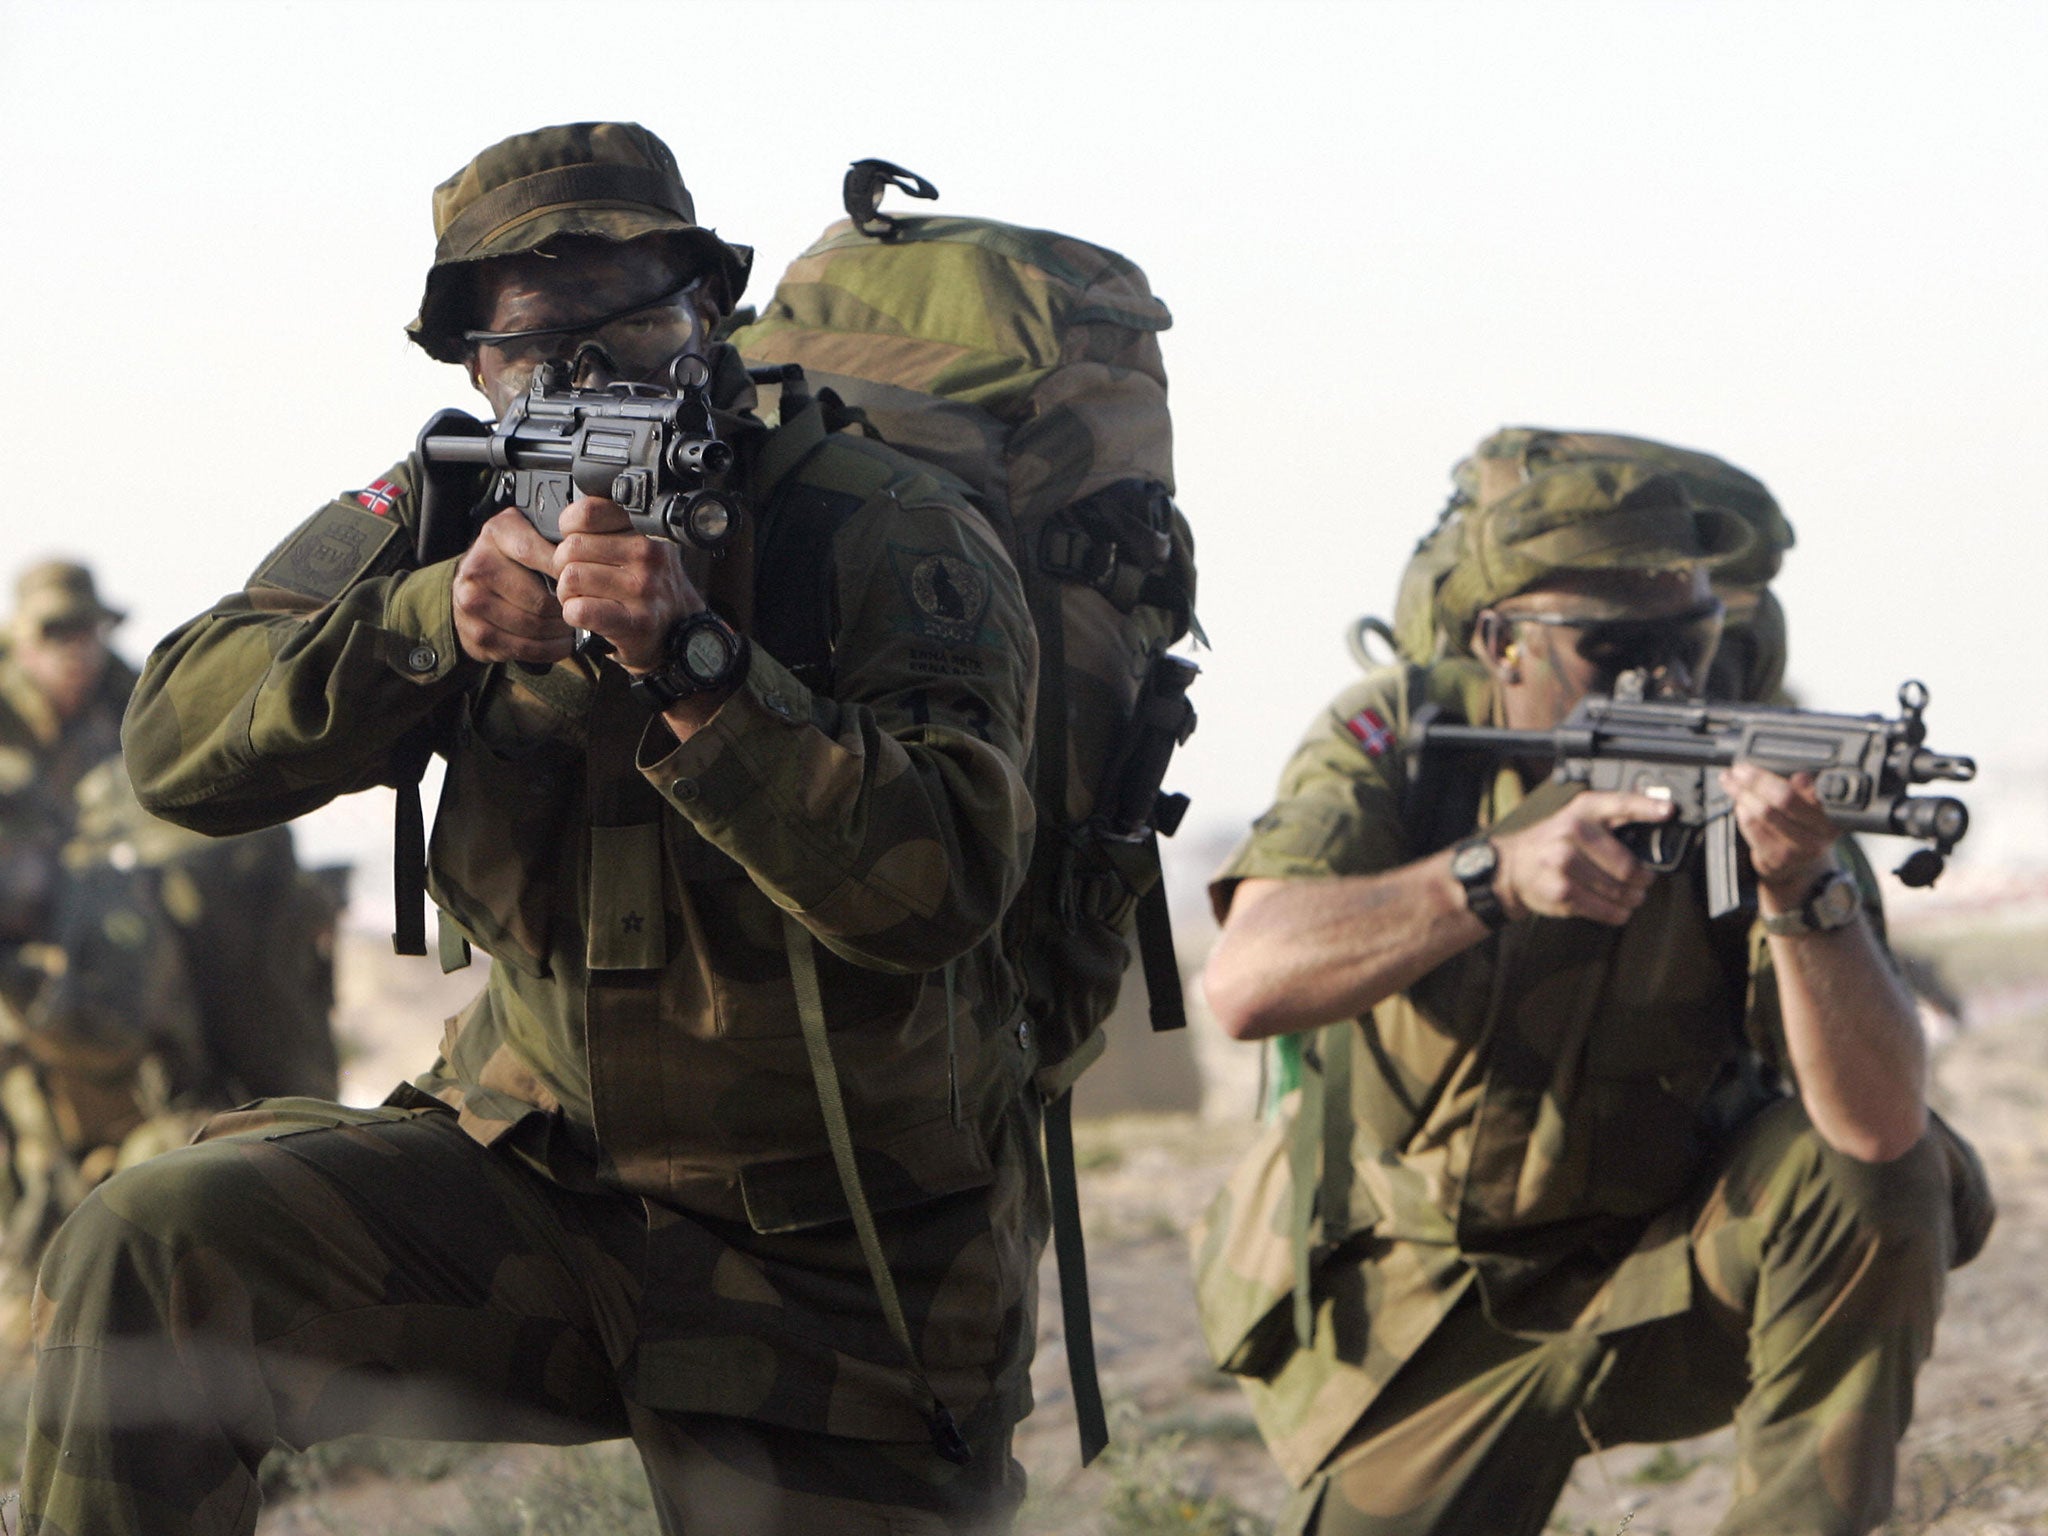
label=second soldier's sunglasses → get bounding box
[1501,597,1725,679]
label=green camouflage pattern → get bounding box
[22,1093,1035,1534]
[1277,1101,1989,1536]
[408,121,753,362]
[0,757,341,1289]
[1432,459,1752,648]
[1191,659,1991,1520]
[732,214,1193,1079]
[0,648,134,962]
[1389,429,1795,700]
[116,395,1044,1451]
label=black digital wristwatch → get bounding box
[628,610,749,711]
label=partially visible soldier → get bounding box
[1194,458,1992,1536]
[11,763,344,1185]
[0,561,135,1004]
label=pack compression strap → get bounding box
[781,913,972,1466]
[1043,1090,1109,1465]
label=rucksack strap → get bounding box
[1132,839,1187,1032]
[1042,1090,1109,1465]
[781,913,972,1466]
[1286,1020,1355,1349]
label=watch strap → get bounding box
[1760,869,1859,936]
[1452,835,1509,932]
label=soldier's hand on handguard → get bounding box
[1722,763,1838,901]
[1493,791,1675,926]
[453,507,576,664]
[553,495,703,671]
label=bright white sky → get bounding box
[3,0,2044,916]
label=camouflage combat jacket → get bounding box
[124,391,1044,1441]
[1193,658,1835,1484]
[0,650,138,950]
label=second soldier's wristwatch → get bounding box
[1760,868,1862,937]
[628,610,749,711]
[1449,834,1509,932]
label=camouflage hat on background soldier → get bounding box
[406,121,754,363]
[11,562,124,634]
[1447,428,1795,699]
[1434,456,1753,646]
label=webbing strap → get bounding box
[1318,1023,1355,1250]
[1042,1091,1109,1465]
[1132,838,1186,1032]
[781,914,971,1466]
[1288,1036,1325,1350]
[392,778,427,957]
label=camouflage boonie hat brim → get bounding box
[407,121,753,363]
[1453,427,1793,588]
[14,560,124,629]
[1437,458,1753,641]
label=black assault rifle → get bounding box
[412,353,743,567]
[1413,679,1975,918]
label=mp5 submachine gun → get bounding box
[1414,679,1975,917]
[413,353,742,565]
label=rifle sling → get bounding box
[781,913,972,1467]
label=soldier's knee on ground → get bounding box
[1700,1098,1992,1318]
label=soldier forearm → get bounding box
[1206,855,1487,1041]
[1766,910,1929,1162]
[126,562,475,833]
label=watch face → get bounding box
[1811,873,1861,929]
[681,623,735,685]
[1450,840,1496,882]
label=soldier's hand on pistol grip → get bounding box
[453,507,574,664]
[553,494,703,672]
[1492,790,1675,927]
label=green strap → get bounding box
[1319,1023,1354,1250]
[1042,1090,1110,1465]
[781,914,971,1465]
[1287,1035,1326,1350]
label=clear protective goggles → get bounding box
[464,275,708,383]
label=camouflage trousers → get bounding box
[1282,1100,1993,1536]
[17,1098,1026,1536]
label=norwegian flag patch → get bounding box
[1344,706,1395,758]
[352,479,401,516]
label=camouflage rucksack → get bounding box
[730,162,1199,1462]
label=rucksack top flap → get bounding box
[732,217,1171,420]
[795,215,1171,333]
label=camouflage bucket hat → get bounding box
[1437,458,1754,643]
[1452,427,1793,588]
[407,121,754,363]
[14,560,124,629]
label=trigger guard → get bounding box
[1616,819,1693,872]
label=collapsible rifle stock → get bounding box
[1415,679,1975,917]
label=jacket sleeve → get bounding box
[123,459,479,835]
[639,460,1037,975]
